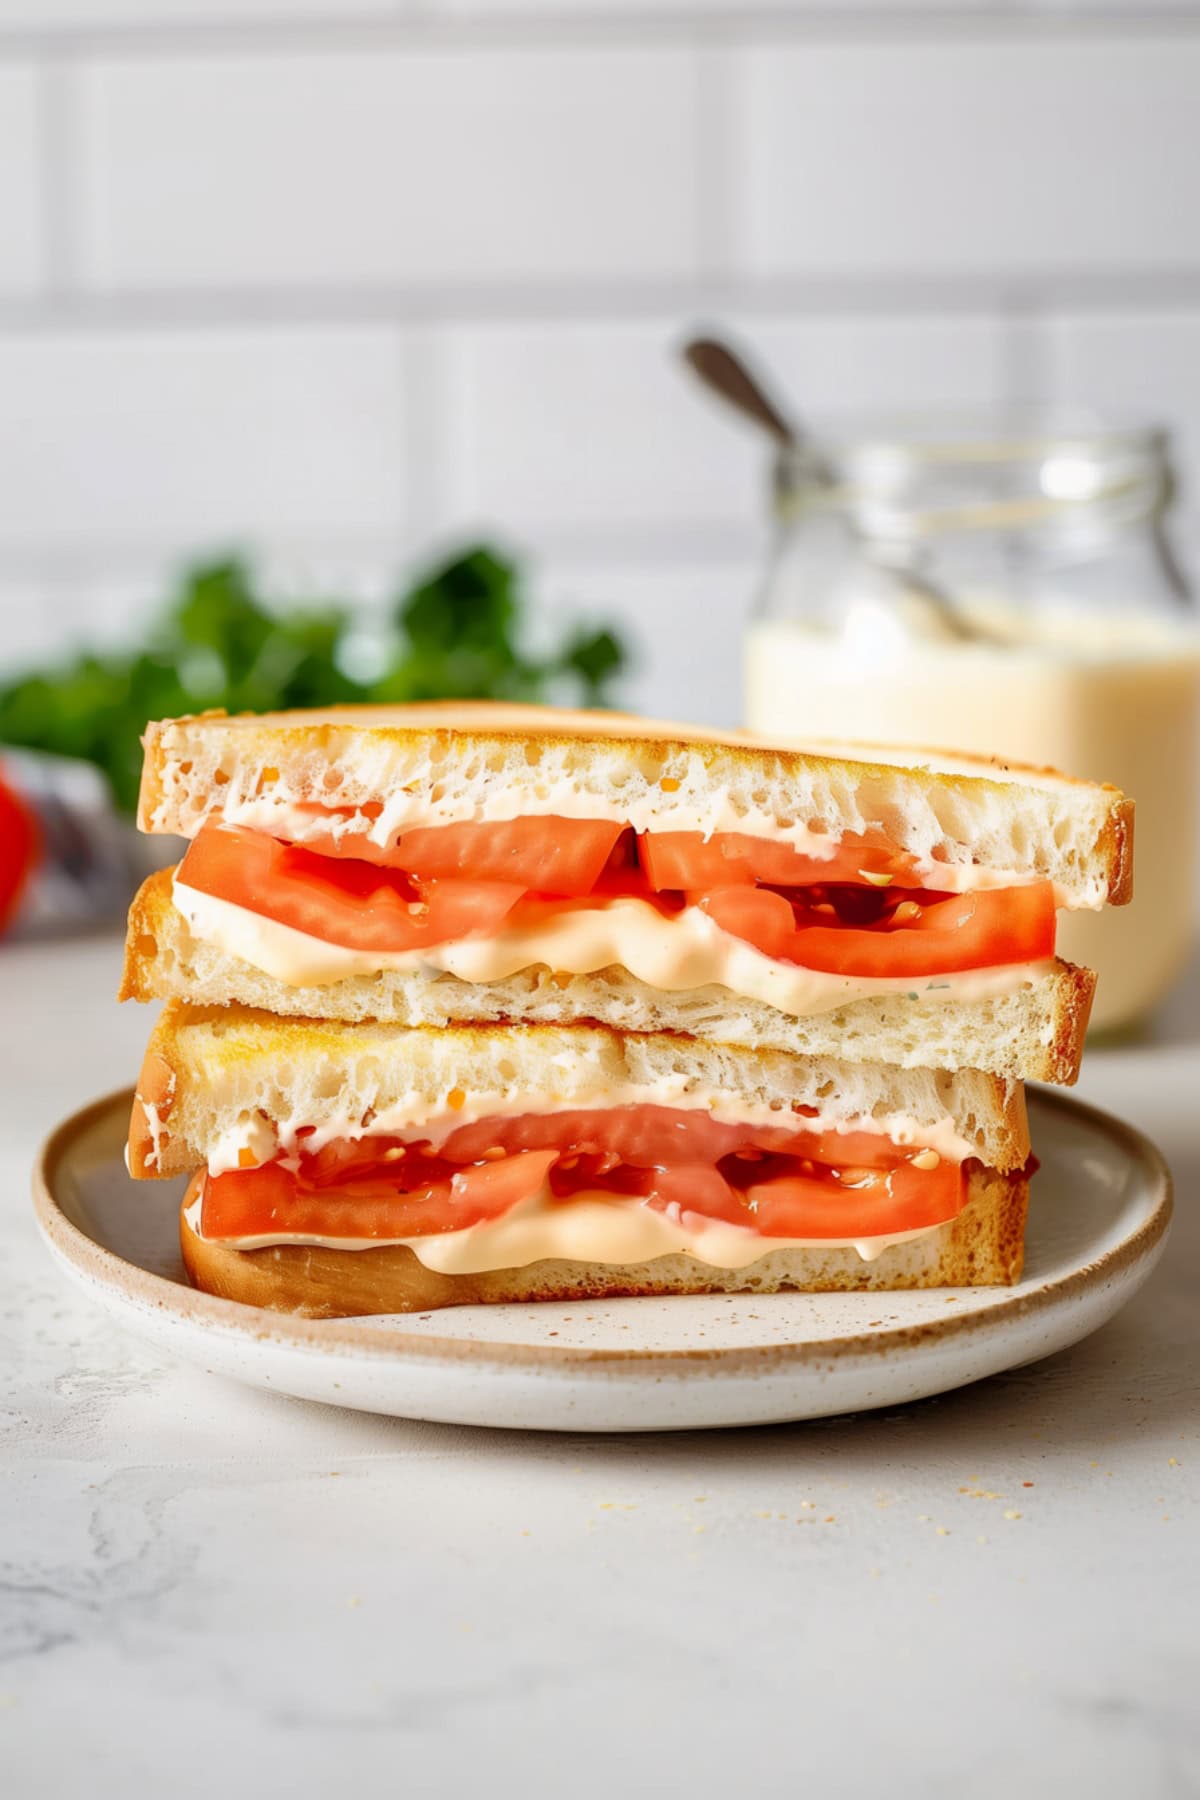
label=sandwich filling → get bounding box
[171,815,1059,1016]
[188,1102,974,1271]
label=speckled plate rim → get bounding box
[33,1084,1172,1376]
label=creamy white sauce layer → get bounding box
[215,793,1058,899]
[174,878,1052,1021]
[135,1066,177,1172]
[184,1188,946,1271]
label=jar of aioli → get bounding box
[743,417,1200,1033]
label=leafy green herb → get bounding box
[0,545,628,815]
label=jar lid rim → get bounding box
[779,412,1169,470]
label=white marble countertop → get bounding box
[2,932,1197,1798]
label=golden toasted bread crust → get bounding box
[178,1161,1030,1315]
[119,872,162,1003]
[136,702,1132,907]
[1049,961,1097,1081]
[1105,795,1136,907]
[138,701,1123,804]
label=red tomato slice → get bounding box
[293,812,623,897]
[198,1110,969,1246]
[201,1148,558,1242]
[639,829,914,892]
[732,1158,962,1238]
[695,886,797,960]
[433,1107,896,1173]
[178,823,524,953]
[0,765,39,934]
[395,817,623,895]
[179,817,1054,978]
[699,880,1057,978]
[607,1157,962,1237]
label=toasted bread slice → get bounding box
[137,702,1132,909]
[128,1003,1030,1181]
[179,1160,1030,1314]
[123,866,1094,1086]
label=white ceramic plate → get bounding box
[34,1086,1171,1433]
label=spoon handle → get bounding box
[682,336,795,447]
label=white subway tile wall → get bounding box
[0,7,1198,723]
[0,328,412,554]
[74,47,703,290]
[441,319,760,550]
[531,557,761,728]
[736,37,1200,280]
[0,571,177,667]
[442,314,1010,553]
[0,67,42,295]
[1047,311,1200,515]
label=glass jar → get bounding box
[744,415,1200,1033]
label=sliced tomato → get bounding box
[201,1148,558,1242]
[580,1157,962,1237]
[731,1157,962,1238]
[199,1109,969,1246]
[180,815,1055,978]
[292,813,623,897]
[695,886,798,961]
[432,1107,908,1173]
[178,823,524,953]
[699,880,1057,978]
[639,829,913,892]
[0,765,39,934]
[303,1113,900,1190]
[394,817,623,895]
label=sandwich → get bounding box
[130,1007,1033,1316]
[122,703,1132,1082]
[118,701,1130,1317]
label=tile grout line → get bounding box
[0,525,763,585]
[0,10,1198,62]
[1000,295,1054,413]
[693,32,737,294]
[33,58,78,297]
[402,319,448,552]
[1,272,1200,333]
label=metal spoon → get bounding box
[681,331,985,643]
[682,335,798,450]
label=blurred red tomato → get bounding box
[0,765,39,932]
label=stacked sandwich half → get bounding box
[121,704,1132,1317]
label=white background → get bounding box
[1,2,1199,722]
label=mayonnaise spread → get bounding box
[183,1187,947,1270]
[216,793,1052,900]
[174,876,1052,1018]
